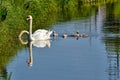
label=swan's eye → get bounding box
[27,16,29,18]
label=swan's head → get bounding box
[26,15,32,20]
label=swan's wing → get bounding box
[33,29,48,35]
[32,29,53,40]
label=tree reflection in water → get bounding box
[102,2,120,80]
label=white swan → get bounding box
[26,15,53,40]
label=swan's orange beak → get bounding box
[26,17,30,20]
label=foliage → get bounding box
[114,2,120,19]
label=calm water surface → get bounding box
[7,6,120,80]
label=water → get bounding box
[6,6,120,80]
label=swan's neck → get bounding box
[29,19,34,40]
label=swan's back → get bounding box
[32,29,52,40]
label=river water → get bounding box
[6,6,120,80]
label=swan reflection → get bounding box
[27,41,33,67]
[26,40,51,67]
[25,40,51,67]
[19,35,51,67]
[32,40,51,48]
[19,36,51,48]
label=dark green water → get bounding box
[0,1,120,80]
